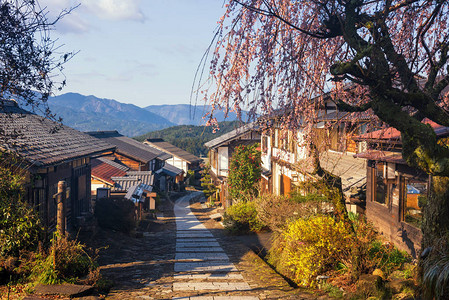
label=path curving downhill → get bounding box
[172,192,259,300]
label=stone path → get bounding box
[172,192,259,300]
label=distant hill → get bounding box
[144,104,250,126]
[47,93,175,137]
[134,120,245,156]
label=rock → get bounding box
[373,268,385,279]
[210,213,223,221]
[356,274,387,298]
[386,279,415,294]
[34,283,93,297]
[134,231,144,238]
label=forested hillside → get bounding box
[134,121,243,156]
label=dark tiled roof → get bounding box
[355,150,406,164]
[96,157,130,171]
[204,122,259,149]
[0,101,115,167]
[91,158,128,185]
[316,111,372,122]
[125,184,153,202]
[111,171,154,192]
[355,118,449,142]
[319,150,366,193]
[87,131,172,163]
[157,163,183,177]
[144,139,200,164]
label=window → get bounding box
[261,136,268,153]
[274,129,279,148]
[402,177,427,228]
[372,162,398,207]
[374,162,387,204]
[329,123,346,152]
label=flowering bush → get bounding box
[228,144,261,200]
[268,215,353,286]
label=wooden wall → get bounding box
[114,153,147,171]
[366,161,423,258]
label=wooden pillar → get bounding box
[57,181,66,237]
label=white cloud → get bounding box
[81,0,145,22]
[39,0,89,34]
[39,0,145,34]
[55,13,90,33]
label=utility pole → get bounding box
[54,181,66,237]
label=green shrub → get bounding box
[368,241,411,276]
[223,201,265,234]
[0,157,43,257]
[0,200,43,257]
[95,197,136,233]
[30,235,98,285]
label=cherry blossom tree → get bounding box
[203,0,449,296]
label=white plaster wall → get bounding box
[261,135,271,171]
[91,183,105,191]
[272,162,280,196]
[218,147,229,177]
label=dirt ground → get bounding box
[2,191,330,299]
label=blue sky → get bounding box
[41,0,226,107]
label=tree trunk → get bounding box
[308,142,349,221]
[420,176,449,299]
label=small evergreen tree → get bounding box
[200,164,217,202]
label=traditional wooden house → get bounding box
[354,119,448,257]
[155,163,184,192]
[86,131,172,172]
[144,138,201,176]
[91,157,129,192]
[0,100,115,231]
[204,122,260,207]
[261,106,369,213]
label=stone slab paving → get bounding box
[98,191,328,299]
[177,247,224,252]
[173,297,259,300]
[175,252,229,261]
[173,192,259,299]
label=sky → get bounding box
[41,0,227,108]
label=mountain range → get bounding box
[47,93,247,137]
[144,104,248,126]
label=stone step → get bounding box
[177,242,221,247]
[174,273,244,280]
[173,282,251,291]
[175,247,224,252]
[175,252,229,261]
[177,233,214,238]
[176,238,218,242]
[174,262,238,273]
[173,297,259,300]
